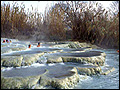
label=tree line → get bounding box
[1,1,119,49]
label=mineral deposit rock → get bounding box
[31,47,62,53]
[1,47,12,54]
[46,56,63,63]
[46,51,106,66]
[68,41,83,48]
[39,65,80,89]
[1,64,80,89]
[1,52,44,67]
[77,65,102,76]
[1,56,23,67]
[1,44,8,47]
[42,42,69,48]
[61,47,92,53]
[1,67,48,89]
[52,44,70,48]
[22,53,44,66]
[1,38,108,89]
[68,41,99,49]
[8,45,26,51]
[101,66,115,75]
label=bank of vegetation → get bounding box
[1,1,119,49]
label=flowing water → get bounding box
[1,39,119,89]
[42,49,119,89]
[74,49,119,89]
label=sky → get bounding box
[1,1,59,14]
[97,1,113,8]
[1,1,113,14]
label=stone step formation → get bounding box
[1,38,115,89]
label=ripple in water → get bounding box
[74,49,119,89]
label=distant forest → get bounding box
[1,1,119,49]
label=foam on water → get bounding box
[1,52,12,56]
[2,67,13,72]
[59,62,65,65]
[24,48,31,51]
[79,74,93,82]
[37,55,48,64]
[83,63,94,66]
[74,74,93,89]
[15,67,21,69]
[2,63,47,72]
[41,46,47,48]
[21,63,47,68]
[47,62,65,66]
[21,65,30,68]
[1,49,26,56]
[48,63,56,66]
[32,44,49,48]
[31,63,46,67]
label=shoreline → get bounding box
[1,37,119,49]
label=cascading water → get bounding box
[1,39,119,89]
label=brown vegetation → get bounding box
[1,1,119,49]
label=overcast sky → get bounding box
[1,1,113,14]
[1,1,58,14]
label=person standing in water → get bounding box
[2,40,5,43]
[28,44,31,48]
[37,42,40,47]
